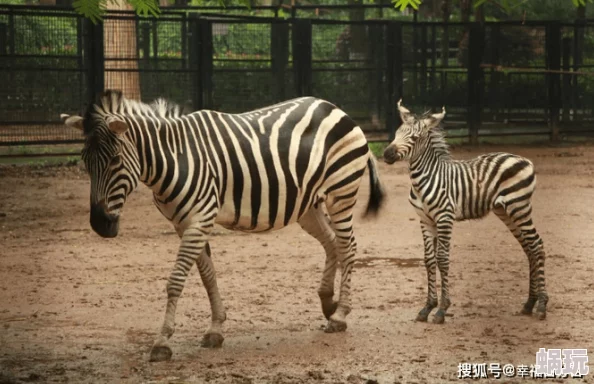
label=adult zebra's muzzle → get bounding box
[90,203,120,238]
[383,145,402,164]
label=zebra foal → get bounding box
[383,100,548,324]
[61,90,385,362]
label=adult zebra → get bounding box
[61,90,385,362]
[383,100,548,324]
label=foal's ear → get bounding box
[422,106,446,130]
[106,116,128,135]
[397,99,415,124]
[61,114,84,131]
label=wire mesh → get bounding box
[0,9,84,144]
[1,6,594,147]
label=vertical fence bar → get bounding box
[199,19,214,110]
[562,36,571,124]
[83,17,104,103]
[8,8,14,55]
[385,21,403,141]
[292,19,312,97]
[572,21,582,113]
[420,24,427,104]
[368,24,382,128]
[489,24,500,122]
[188,14,201,110]
[467,22,485,145]
[430,24,436,104]
[141,23,150,69]
[271,21,289,102]
[76,17,84,103]
[181,14,187,70]
[0,23,7,55]
[412,23,418,101]
[546,22,561,141]
[151,19,158,60]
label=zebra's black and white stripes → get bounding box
[61,90,385,362]
[383,100,548,324]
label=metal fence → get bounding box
[1,4,594,146]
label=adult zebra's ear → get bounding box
[61,114,84,131]
[106,116,128,135]
[397,99,415,124]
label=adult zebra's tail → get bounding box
[364,155,385,217]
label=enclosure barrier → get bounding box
[1,4,593,147]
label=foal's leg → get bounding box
[299,205,339,320]
[493,206,537,315]
[149,221,214,362]
[416,221,438,322]
[495,202,548,319]
[433,216,454,324]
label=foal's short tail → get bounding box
[364,155,385,217]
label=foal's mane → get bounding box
[417,109,451,160]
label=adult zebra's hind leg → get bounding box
[416,221,438,322]
[197,242,227,348]
[298,205,339,321]
[149,222,214,362]
[321,192,359,333]
[494,202,548,319]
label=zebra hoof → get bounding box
[201,332,224,348]
[322,301,338,320]
[416,306,434,322]
[536,311,546,320]
[324,318,347,333]
[520,307,533,316]
[432,309,446,324]
[149,344,172,362]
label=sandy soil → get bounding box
[1,143,594,384]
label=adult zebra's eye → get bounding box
[110,155,123,169]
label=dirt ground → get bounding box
[1,142,594,384]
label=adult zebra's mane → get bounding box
[82,89,184,136]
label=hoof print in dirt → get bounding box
[149,345,173,362]
[201,333,224,348]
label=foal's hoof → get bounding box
[322,301,339,320]
[416,306,434,322]
[432,309,446,324]
[149,345,172,362]
[200,332,224,348]
[324,318,347,333]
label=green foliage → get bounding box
[73,0,161,23]
[391,0,421,11]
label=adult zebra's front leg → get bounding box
[433,217,454,324]
[149,220,224,362]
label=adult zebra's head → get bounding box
[383,100,446,164]
[61,91,141,238]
